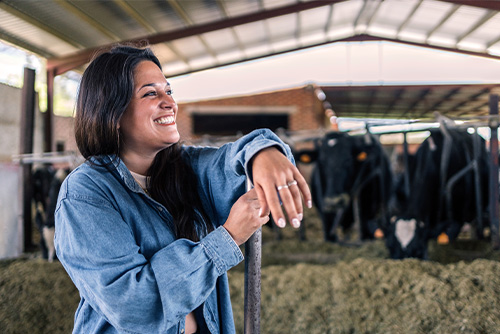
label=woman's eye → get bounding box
[166,90,173,95]
[143,91,157,97]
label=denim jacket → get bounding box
[55,129,293,334]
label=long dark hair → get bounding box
[75,45,212,241]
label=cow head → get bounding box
[385,215,429,259]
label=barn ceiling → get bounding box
[1,0,500,119]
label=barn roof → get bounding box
[1,0,500,119]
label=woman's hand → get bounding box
[251,147,312,229]
[224,189,270,246]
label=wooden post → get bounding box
[45,69,55,152]
[489,94,500,249]
[19,67,36,251]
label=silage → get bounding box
[1,207,500,333]
[229,259,500,334]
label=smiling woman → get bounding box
[54,45,311,334]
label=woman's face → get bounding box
[119,60,180,156]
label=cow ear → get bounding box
[295,149,318,164]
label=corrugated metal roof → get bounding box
[1,0,500,77]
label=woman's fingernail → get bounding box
[278,218,286,228]
[292,218,300,228]
[298,213,303,221]
[258,208,263,217]
[307,200,313,209]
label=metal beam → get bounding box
[438,0,500,11]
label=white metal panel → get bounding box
[202,29,238,52]
[234,21,268,46]
[299,6,331,33]
[244,43,273,59]
[216,49,246,64]
[262,0,297,10]
[368,0,421,39]
[163,60,191,77]
[170,36,207,58]
[266,14,297,40]
[224,0,262,17]
[0,10,78,56]
[188,54,217,70]
[460,12,500,48]
[401,0,455,41]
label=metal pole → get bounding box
[244,179,261,334]
[489,94,500,249]
[19,67,36,251]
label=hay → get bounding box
[229,259,500,334]
[1,208,500,333]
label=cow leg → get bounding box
[321,211,338,242]
[42,226,56,262]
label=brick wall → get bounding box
[177,85,325,139]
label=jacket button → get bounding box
[180,329,185,334]
[158,207,163,212]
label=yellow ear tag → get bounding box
[374,228,384,239]
[437,232,449,245]
[300,154,311,163]
[357,151,367,161]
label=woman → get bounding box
[55,45,311,334]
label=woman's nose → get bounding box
[159,92,176,107]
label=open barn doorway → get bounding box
[192,113,289,136]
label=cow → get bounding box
[297,131,393,243]
[33,165,69,262]
[385,127,489,259]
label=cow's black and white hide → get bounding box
[33,166,69,262]
[386,128,489,259]
[298,131,393,243]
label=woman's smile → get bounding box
[154,115,176,125]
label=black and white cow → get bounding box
[298,131,393,242]
[386,127,489,259]
[33,166,69,262]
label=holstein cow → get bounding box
[33,166,69,261]
[298,131,393,242]
[386,127,489,259]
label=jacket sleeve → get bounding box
[55,174,243,334]
[183,128,294,226]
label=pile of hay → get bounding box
[1,209,500,333]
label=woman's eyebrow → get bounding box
[138,82,170,92]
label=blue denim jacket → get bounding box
[55,129,293,334]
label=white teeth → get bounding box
[154,116,175,124]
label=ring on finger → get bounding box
[287,180,298,187]
[276,184,289,191]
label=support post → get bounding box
[19,67,36,251]
[45,69,55,152]
[489,94,500,249]
[244,180,261,334]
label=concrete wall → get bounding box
[0,163,21,259]
[0,82,45,162]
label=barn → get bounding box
[1,0,500,333]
